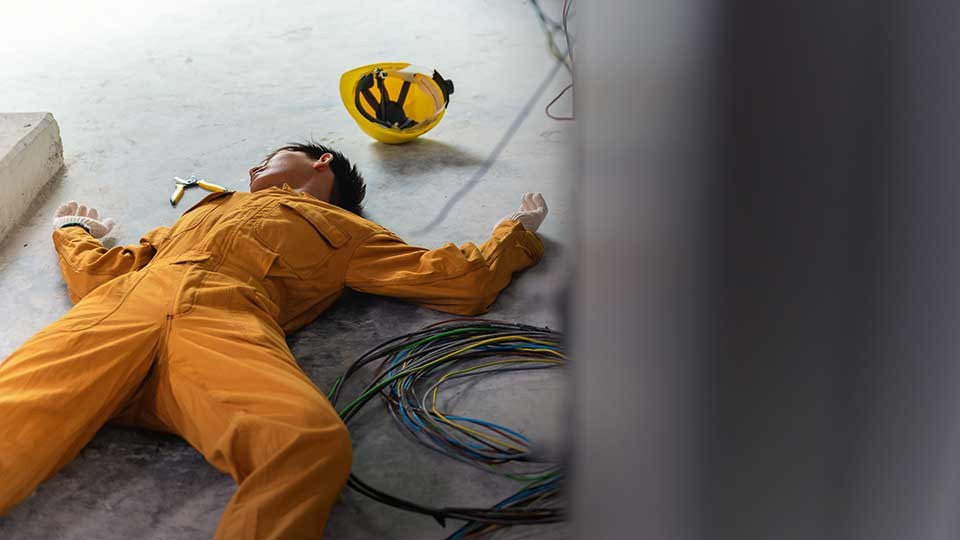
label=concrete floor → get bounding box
[0,0,571,538]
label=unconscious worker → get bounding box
[0,142,548,539]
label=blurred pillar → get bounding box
[573,1,960,539]
[572,1,714,539]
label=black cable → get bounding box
[412,60,565,235]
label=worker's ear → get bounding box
[312,153,334,171]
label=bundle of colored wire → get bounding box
[327,319,566,538]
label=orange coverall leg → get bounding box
[0,270,164,515]
[0,264,351,540]
[116,294,352,539]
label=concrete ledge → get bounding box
[0,112,64,244]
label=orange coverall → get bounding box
[0,185,543,539]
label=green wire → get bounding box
[338,327,506,417]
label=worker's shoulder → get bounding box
[282,195,388,239]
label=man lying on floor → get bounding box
[0,142,548,539]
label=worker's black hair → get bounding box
[271,141,367,215]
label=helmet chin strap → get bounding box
[354,67,454,131]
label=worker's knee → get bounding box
[287,406,352,464]
[278,409,352,487]
[324,421,353,478]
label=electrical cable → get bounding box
[328,319,566,538]
[529,0,572,73]
[545,83,574,121]
[412,59,564,235]
[562,0,574,68]
[412,1,574,233]
[542,0,575,121]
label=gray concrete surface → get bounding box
[0,112,63,244]
[0,1,572,538]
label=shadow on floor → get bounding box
[368,138,486,177]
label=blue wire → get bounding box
[444,415,531,443]
[494,479,558,508]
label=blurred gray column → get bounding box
[572,1,960,539]
[571,1,714,539]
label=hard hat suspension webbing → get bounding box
[355,69,418,130]
[396,80,411,109]
[375,74,389,121]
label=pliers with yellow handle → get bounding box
[170,174,228,206]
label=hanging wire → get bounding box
[412,1,575,233]
[530,0,573,74]
[531,0,575,120]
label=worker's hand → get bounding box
[52,201,116,238]
[499,192,548,233]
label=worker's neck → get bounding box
[278,183,327,203]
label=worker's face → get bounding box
[248,150,334,201]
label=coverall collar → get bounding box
[276,183,320,202]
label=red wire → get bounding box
[545,83,574,121]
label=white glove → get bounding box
[499,192,548,233]
[52,201,116,239]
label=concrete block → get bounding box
[0,112,63,244]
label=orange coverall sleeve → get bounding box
[345,219,545,315]
[52,225,170,304]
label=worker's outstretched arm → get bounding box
[345,193,548,315]
[50,201,168,304]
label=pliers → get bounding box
[170,174,228,206]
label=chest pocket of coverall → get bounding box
[166,192,232,239]
[254,200,351,280]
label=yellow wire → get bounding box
[517,347,566,359]
[429,357,563,452]
[386,334,563,453]
[410,335,559,376]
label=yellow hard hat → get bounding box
[339,62,455,144]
